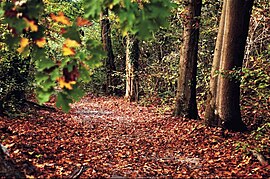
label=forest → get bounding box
[0,0,269,178]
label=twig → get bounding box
[251,150,269,166]
[69,165,88,179]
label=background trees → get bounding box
[0,0,269,130]
[0,0,269,177]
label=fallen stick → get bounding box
[251,150,269,166]
[69,165,88,179]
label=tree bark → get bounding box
[125,35,140,102]
[174,0,202,119]
[100,8,116,95]
[205,0,254,131]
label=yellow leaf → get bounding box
[17,38,29,53]
[51,12,72,26]
[62,45,75,56]
[57,77,76,90]
[35,37,46,48]
[64,38,80,48]
[24,18,38,32]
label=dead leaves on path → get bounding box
[0,95,269,178]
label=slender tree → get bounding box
[100,8,116,95]
[125,34,140,102]
[174,0,202,119]
[205,0,254,131]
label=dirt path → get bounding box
[0,95,268,178]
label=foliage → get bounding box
[84,0,175,39]
[0,0,174,112]
[240,0,270,128]
[0,51,34,116]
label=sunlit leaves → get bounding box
[35,37,46,48]
[62,44,76,56]
[51,12,72,26]
[62,38,80,56]
[64,38,80,48]
[57,77,76,90]
[23,18,38,32]
[17,37,29,53]
[76,17,92,26]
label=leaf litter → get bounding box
[0,94,269,178]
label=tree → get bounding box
[174,0,202,119]
[100,8,117,95]
[205,0,254,131]
[125,34,139,102]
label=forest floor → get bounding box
[0,94,269,178]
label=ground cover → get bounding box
[0,94,269,178]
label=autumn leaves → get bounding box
[16,11,91,91]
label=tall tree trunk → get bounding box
[125,35,139,102]
[205,0,254,131]
[174,0,202,119]
[100,8,116,95]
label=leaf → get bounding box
[83,0,102,19]
[57,77,76,90]
[3,17,27,34]
[56,93,72,112]
[76,17,92,27]
[62,26,81,42]
[62,45,75,56]
[35,37,46,48]
[23,18,38,32]
[51,12,72,26]
[64,38,80,48]
[67,86,85,102]
[36,87,53,104]
[17,38,29,53]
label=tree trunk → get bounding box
[174,0,202,119]
[100,8,116,95]
[125,35,140,102]
[205,0,254,131]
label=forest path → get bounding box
[0,94,268,178]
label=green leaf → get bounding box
[67,86,85,102]
[24,0,44,19]
[36,72,49,84]
[79,67,91,82]
[50,68,60,81]
[84,0,103,19]
[56,92,72,112]
[4,34,19,49]
[36,57,56,71]
[36,87,53,104]
[63,26,81,43]
[3,17,27,34]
